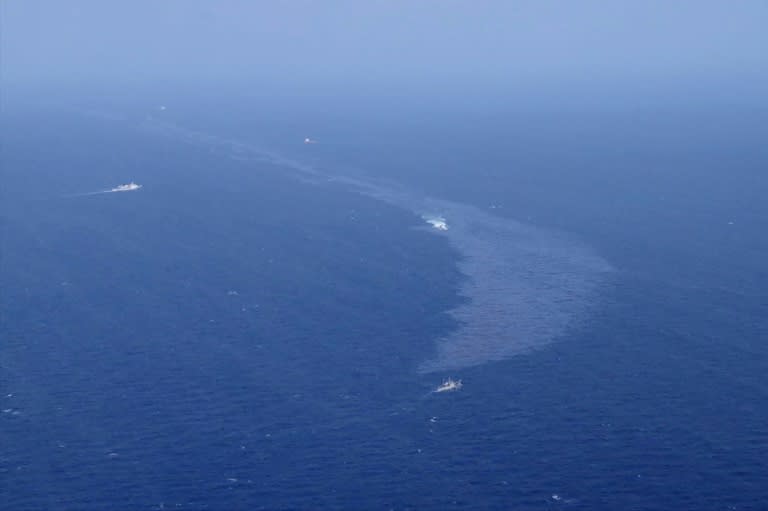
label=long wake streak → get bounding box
[67,182,142,197]
[140,119,613,373]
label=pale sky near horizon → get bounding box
[2,1,767,100]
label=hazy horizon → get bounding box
[3,1,767,108]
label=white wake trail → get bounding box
[67,182,143,197]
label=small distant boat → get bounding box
[112,182,142,192]
[429,219,448,231]
[434,378,462,393]
[423,215,448,231]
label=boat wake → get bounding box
[70,182,143,197]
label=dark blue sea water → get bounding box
[2,96,767,510]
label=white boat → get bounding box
[423,215,448,231]
[112,182,142,192]
[434,378,462,393]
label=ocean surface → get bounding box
[2,95,767,510]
